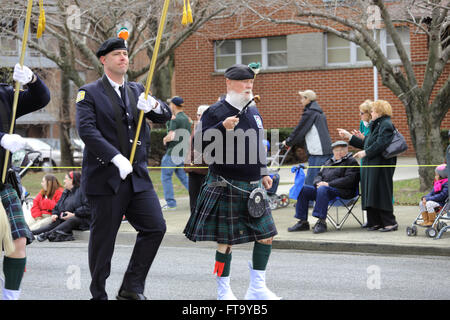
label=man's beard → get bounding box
[226,90,254,111]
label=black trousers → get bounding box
[188,172,206,215]
[87,178,166,300]
[366,207,397,227]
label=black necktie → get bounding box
[119,85,126,106]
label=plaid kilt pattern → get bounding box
[184,172,278,245]
[1,184,34,244]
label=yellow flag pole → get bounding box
[129,0,171,164]
[1,0,34,183]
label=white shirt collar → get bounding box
[105,74,124,96]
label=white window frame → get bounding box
[215,37,287,72]
[325,28,409,66]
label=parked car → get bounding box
[23,138,60,172]
[41,138,83,165]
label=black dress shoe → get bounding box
[313,219,327,234]
[367,225,382,231]
[379,224,398,232]
[116,289,147,300]
[36,233,48,242]
[287,220,310,232]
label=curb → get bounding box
[272,239,450,257]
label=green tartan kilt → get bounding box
[1,184,34,245]
[184,172,278,245]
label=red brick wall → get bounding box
[173,22,450,156]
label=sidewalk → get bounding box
[76,157,450,256]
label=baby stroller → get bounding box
[264,141,291,210]
[11,149,43,225]
[406,198,450,238]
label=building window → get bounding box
[215,36,287,71]
[0,20,18,56]
[326,27,410,66]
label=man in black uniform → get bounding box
[184,64,280,300]
[76,38,171,300]
[0,63,50,300]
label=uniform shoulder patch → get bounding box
[76,90,85,103]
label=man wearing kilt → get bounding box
[0,64,50,299]
[184,64,280,300]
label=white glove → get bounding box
[111,154,133,180]
[0,134,27,153]
[137,93,158,113]
[13,63,34,85]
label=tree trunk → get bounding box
[59,44,74,167]
[59,70,74,167]
[407,100,444,192]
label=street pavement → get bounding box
[74,157,450,256]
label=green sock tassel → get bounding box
[214,250,232,277]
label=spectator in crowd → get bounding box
[418,164,448,227]
[337,99,373,227]
[185,104,209,215]
[288,141,360,233]
[282,89,332,187]
[338,100,373,141]
[28,174,64,231]
[161,96,191,210]
[350,100,398,232]
[32,171,91,241]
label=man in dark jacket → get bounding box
[282,90,332,186]
[288,141,360,233]
[0,64,50,300]
[76,38,171,300]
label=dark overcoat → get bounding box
[76,76,171,196]
[350,115,396,212]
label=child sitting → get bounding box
[419,164,448,226]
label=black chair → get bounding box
[326,187,363,230]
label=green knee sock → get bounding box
[3,257,26,290]
[252,242,272,271]
[214,251,232,277]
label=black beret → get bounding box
[224,64,255,80]
[96,37,128,58]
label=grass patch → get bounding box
[20,169,189,200]
[393,178,423,206]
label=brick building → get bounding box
[172,9,450,156]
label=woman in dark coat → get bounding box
[351,100,398,232]
[33,171,91,241]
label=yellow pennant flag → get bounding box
[182,0,193,25]
[37,0,46,39]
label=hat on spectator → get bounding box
[435,164,448,178]
[96,37,128,58]
[168,96,184,107]
[298,89,317,101]
[331,140,348,149]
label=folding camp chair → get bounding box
[326,188,363,230]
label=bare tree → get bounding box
[0,0,241,165]
[243,0,449,190]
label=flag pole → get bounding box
[1,0,34,183]
[129,0,171,164]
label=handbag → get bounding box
[382,127,408,159]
